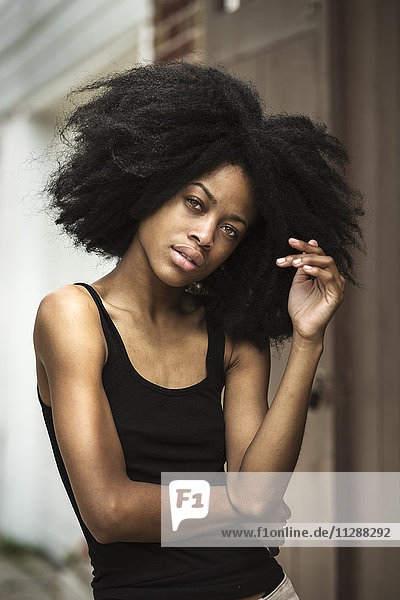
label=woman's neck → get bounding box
[92,243,200,326]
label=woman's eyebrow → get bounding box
[190,182,248,230]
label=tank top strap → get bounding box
[73,282,118,349]
[205,318,226,390]
[74,281,107,318]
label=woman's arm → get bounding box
[225,237,345,518]
[224,335,323,522]
[223,335,322,518]
[243,335,323,474]
[34,285,242,544]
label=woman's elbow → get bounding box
[91,526,113,544]
[82,499,122,544]
[248,498,291,525]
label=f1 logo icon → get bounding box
[169,480,210,531]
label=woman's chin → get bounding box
[153,269,198,290]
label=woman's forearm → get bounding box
[102,480,243,544]
[241,334,323,473]
[228,335,324,517]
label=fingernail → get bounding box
[276,258,286,264]
[289,237,298,242]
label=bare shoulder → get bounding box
[36,283,96,314]
[224,333,270,371]
[33,284,106,366]
[34,284,95,341]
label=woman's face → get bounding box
[135,164,258,287]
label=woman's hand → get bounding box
[276,238,346,343]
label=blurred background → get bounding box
[0,0,398,598]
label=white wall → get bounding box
[0,0,153,561]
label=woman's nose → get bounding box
[189,223,215,248]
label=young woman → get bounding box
[34,60,365,600]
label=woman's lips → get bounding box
[171,248,200,272]
[173,244,204,266]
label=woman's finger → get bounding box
[281,239,346,292]
[288,238,325,255]
[293,256,343,290]
[298,265,344,298]
[279,253,343,290]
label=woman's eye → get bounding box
[186,196,203,211]
[185,197,239,239]
[221,225,239,239]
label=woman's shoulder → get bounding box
[223,333,270,376]
[34,283,107,372]
[36,283,99,316]
[34,284,103,349]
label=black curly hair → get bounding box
[46,59,367,352]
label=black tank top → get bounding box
[37,282,284,599]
